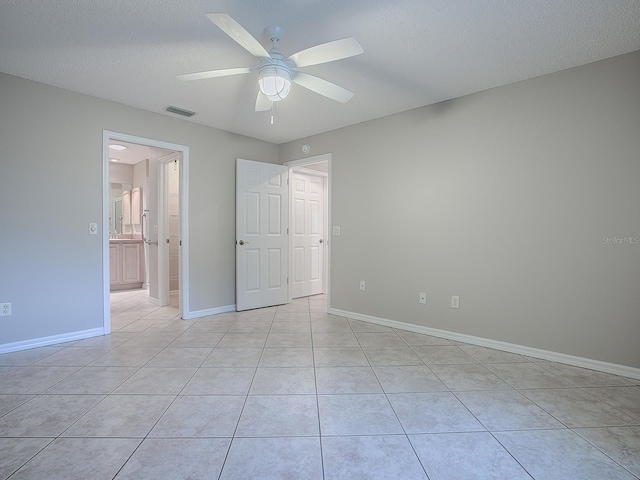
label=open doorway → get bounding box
[102,131,190,333]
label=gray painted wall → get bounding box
[0,72,278,345]
[280,51,640,369]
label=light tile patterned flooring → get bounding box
[1,289,639,479]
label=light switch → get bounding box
[332,226,341,236]
[89,223,98,235]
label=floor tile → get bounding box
[349,319,393,333]
[169,332,224,348]
[45,366,137,394]
[259,347,314,367]
[387,392,485,434]
[0,394,34,417]
[583,386,640,420]
[120,333,178,348]
[227,321,272,333]
[411,346,477,365]
[393,330,452,346]
[355,332,406,347]
[316,366,383,394]
[1,366,80,394]
[429,364,512,391]
[150,395,245,437]
[455,390,565,431]
[318,394,403,436]
[62,395,173,437]
[574,426,640,477]
[485,362,572,389]
[538,362,634,387]
[313,332,360,348]
[202,348,263,368]
[409,432,533,480]
[374,365,447,393]
[216,333,267,348]
[32,347,112,366]
[363,346,424,366]
[314,347,369,367]
[457,345,529,363]
[115,438,230,479]
[522,388,637,427]
[249,367,316,394]
[311,317,352,333]
[11,437,140,480]
[145,347,212,368]
[269,321,311,333]
[236,395,319,436]
[112,367,196,395]
[0,437,51,480]
[89,347,162,367]
[265,333,312,348]
[495,429,637,480]
[0,347,64,367]
[322,435,428,480]
[181,368,255,395]
[0,394,103,437]
[220,437,323,480]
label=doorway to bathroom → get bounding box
[102,131,190,333]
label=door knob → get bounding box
[238,240,250,245]
[319,239,324,244]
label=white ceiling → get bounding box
[1,1,638,144]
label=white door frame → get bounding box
[284,153,331,307]
[102,131,190,332]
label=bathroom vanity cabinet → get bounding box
[110,239,143,290]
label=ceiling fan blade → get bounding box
[255,91,272,112]
[177,67,254,81]
[288,37,363,68]
[206,13,271,59]
[292,72,354,103]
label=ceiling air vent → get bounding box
[166,106,196,117]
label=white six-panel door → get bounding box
[236,159,289,311]
[291,172,325,298]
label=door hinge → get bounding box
[287,277,289,284]
[287,228,289,234]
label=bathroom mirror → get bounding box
[110,182,131,234]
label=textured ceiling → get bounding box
[1,1,638,144]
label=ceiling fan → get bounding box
[177,13,364,112]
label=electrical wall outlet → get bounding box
[451,296,460,309]
[360,280,366,291]
[419,292,427,304]
[0,302,11,317]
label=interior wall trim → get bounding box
[182,304,236,320]
[329,308,640,381]
[0,328,104,355]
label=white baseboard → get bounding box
[182,304,236,320]
[0,327,105,355]
[329,308,640,381]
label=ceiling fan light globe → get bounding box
[258,68,291,101]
